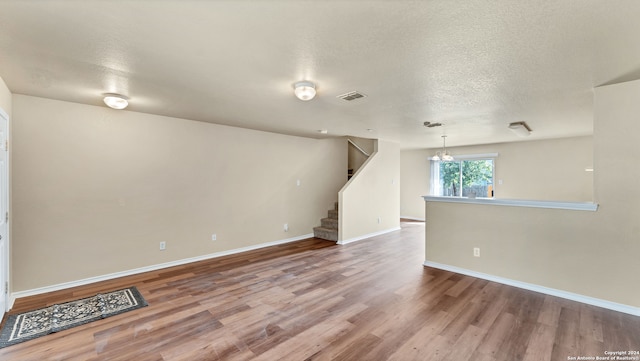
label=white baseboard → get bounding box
[338,227,401,245]
[423,261,640,317]
[400,216,425,221]
[10,233,314,306]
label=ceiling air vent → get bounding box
[337,91,367,101]
[423,121,443,128]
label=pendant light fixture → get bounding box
[433,135,454,161]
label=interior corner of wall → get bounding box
[337,192,344,242]
[0,74,12,117]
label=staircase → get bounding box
[313,202,339,242]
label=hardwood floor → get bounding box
[1,221,638,360]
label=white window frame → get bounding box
[430,153,498,198]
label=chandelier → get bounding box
[433,135,454,161]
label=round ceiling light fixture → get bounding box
[293,81,316,101]
[103,93,129,110]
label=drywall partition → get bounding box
[400,149,431,220]
[424,79,640,312]
[339,139,400,244]
[589,78,640,309]
[401,136,593,220]
[11,95,346,292]
[424,201,612,304]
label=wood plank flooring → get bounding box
[1,221,638,360]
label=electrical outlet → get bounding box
[377,217,381,224]
[284,223,289,232]
[160,241,166,250]
[296,179,301,186]
[211,234,217,241]
[473,247,480,257]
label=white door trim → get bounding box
[0,106,9,316]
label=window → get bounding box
[431,155,495,198]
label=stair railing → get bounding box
[348,138,370,157]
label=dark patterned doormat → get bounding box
[0,286,147,348]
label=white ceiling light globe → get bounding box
[103,94,129,109]
[294,81,316,101]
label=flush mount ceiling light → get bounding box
[508,121,532,137]
[433,135,454,162]
[103,93,129,110]
[293,81,316,101]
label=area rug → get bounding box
[0,286,147,348]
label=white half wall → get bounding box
[424,79,640,310]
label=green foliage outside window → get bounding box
[439,160,493,197]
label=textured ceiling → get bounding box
[1,1,640,149]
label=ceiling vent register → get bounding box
[337,91,367,101]
[423,121,443,128]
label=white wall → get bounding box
[339,140,400,243]
[12,95,346,292]
[401,136,593,220]
[400,150,430,220]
